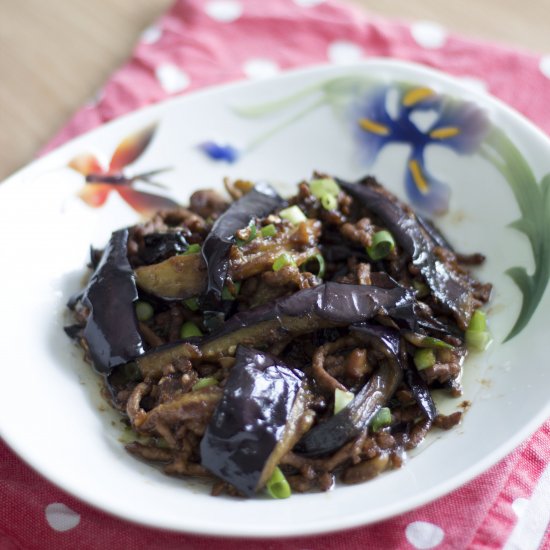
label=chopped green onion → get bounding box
[412,280,429,298]
[272,253,297,272]
[465,330,492,352]
[334,388,354,414]
[261,223,277,238]
[236,220,257,246]
[404,332,454,350]
[366,230,396,260]
[221,281,241,301]
[279,205,307,225]
[468,310,487,332]
[371,407,392,432]
[301,253,326,279]
[309,177,340,198]
[266,466,292,499]
[465,310,491,351]
[180,321,203,338]
[183,243,201,255]
[414,348,436,370]
[135,300,154,322]
[321,193,338,211]
[192,377,218,391]
[183,297,200,311]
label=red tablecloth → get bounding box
[4,1,550,548]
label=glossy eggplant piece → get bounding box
[200,345,307,496]
[79,229,144,374]
[201,182,284,306]
[351,323,436,422]
[136,339,201,380]
[201,278,444,358]
[338,176,474,329]
[141,231,188,264]
[296,358,402,457]
[135,253,206,300]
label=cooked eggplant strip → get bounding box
[295,358,402,457]
[79,229,144,374]
[134,220,321,300]
[201,279,447,358]
[338,176,478,329]
[135,253,206,300]
[136,340,201,380]
[351,323,437,422]
[200,346,309,496]
[202,182,285,308]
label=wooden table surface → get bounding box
[1,0,548,181]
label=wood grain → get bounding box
[0,0,548,181]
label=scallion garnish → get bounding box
[309,177,340,211]
[266,467,292,499]
[279,205,307,225]
[221,281,241,301]
[371,407,392,432]
[302,253,326,279]
[321,193,338,211]
[366,230,395,260]
[236,220,257,246]
[135,300,154,322]
[414,348,436,370]
[261,223,277,238]
[272,253,297,272]
[465,310,491,351]
[334,388,354,414]
[183,297,200,311]
[192,377,218,391]
[180,321,203,338]
[309,177,340,198]
[183,243,201,255]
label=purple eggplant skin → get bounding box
[201,277,445,357]
[338,176,474,329]
[351,323,436,422]
[200,345,303,496]
[296,357,402,457]
[79,229,144,374]
[141,231,188,265]
[201,182,285,306]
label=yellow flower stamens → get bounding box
[358,118,391,136]
[408,159,429,194]
[402,87,435,107]
[429,126,461,139]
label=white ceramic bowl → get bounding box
[0,60,549,537]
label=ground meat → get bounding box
[189,189,229,219]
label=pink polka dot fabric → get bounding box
[5,0,549,548]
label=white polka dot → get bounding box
[293,0,325,6]
[512,497,530,518]
[405,521,445,549]
[45,503,81,532]
[327,41,363,65]
[539,55,550,79]
[155,64,190,94]
[205,1,243,22]
[458,76,488,93]
[141,25,162,44]
[243,58,280,80]
[411,21,448,49]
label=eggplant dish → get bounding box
[66,174,492,498]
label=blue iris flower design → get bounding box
[350,85,489,215]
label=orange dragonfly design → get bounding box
[67,123,178,215]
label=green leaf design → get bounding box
[483,128,550,341]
